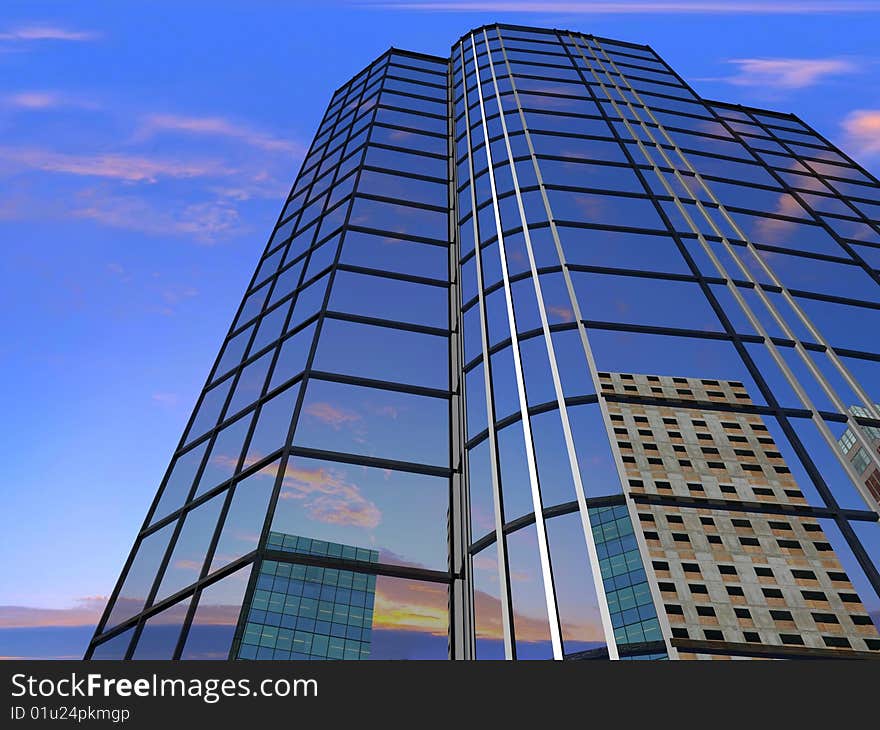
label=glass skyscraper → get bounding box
[86,23,880,661]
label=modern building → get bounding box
[604,372,879,658]
[838,406,880,510]
[235,533,379,660]
[86,23,880,661]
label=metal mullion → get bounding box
[351,191,448,214]
[359,162,448,185]
[323,310,449,337]
[561,30,814,660]
[335,263,450,288]
[504,28,683,659]
[171,474,239,660]
[471,32,565,661]
[458,38,516,660]
[582,37,880,513]
[446,52,474,660]
[466,393,602,451]
[374,102,446,123]
[90,551,258,648]
[663,77,880,429]
[629,492,880,523]
[485,28,618,660]
[602,77,880,599]
[372,120,447,142]
[732,114,880,410]
[263,550,451,584]
[230,59,387,661]
[288,445,450,479]
[345,223,449,247]
[307,370,450,400]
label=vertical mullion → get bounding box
[231,56,388,659]
[459,39,516,660]
[579,36,880,511]
[731,111,880,419]
[469,33,564,661]
[486,28,620,660]
[447,52,474,660]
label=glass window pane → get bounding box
[180,565,252,660]
[269,322,316,391]
[558,227,691,275]
[473,542,505,659]
[213,324,254,381]
[340,230,448,279]
[271,455,448,570]
[313,318,448,389]
[369,575,448,659]
[155,493,225,603]
[185,377,233,445]
[150,441,208,524]
[547,511,612,656]
[329,271,448,328]
[568,404,623,498]
[573,272,721,332]
[210,460,281,573]
[507,523,553,659]
[90,627,134,660]
[245,383,300,465]
[194,413,254,497]
[348,197,447,242]
[226,350,274,417]
[104,523,175,630]
[131,597,191,660]
[294,378,449,466]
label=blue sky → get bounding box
[2,0,880,659]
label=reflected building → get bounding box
[235,533,378,660]
[838,406,880,510]
[603,372,879,657]
[87,23,880,661]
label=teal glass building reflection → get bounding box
[236,533,378,660]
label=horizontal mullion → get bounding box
[263,549,452,584]
[308,370,451,400]
[288,445,451,478]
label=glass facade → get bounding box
[87,23,880,661]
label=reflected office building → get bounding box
[838,406,880,510]
[87,24,880,661]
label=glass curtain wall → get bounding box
[453,24,880,660]
[87,22,880,661]
[87,48,456,661]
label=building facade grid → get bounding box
[87,23,880,661]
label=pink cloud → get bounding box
[151,392,180,407]
[280,462,382,528]
[0,25,100,42]
[0,146,234,183]
[722,57,858,89]
[304,401,362,430]
[0,596,106,628]
[754,194,806,241]
[140,114,305,156]
[548,304,575,322]
[6,91,58,108]
[841,109,880,158]
[70,192,242,244]
[3,90,101,110]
